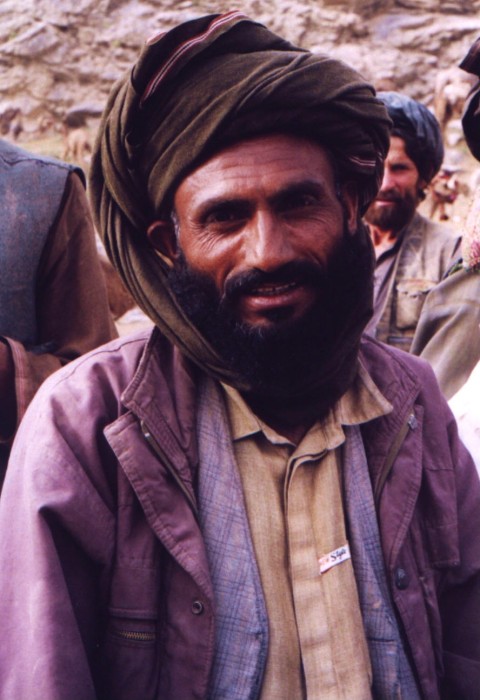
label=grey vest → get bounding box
[0,139,78,347]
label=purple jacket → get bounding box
[0,329,479,699]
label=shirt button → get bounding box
[191,600,204,615]
[395,567,409,590]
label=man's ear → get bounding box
[147,220,178,267]
[417,178,428,202]
[340,182,359,234]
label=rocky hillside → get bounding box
[0,0,479,136]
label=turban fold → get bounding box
[90,12,390,391]
[378,91,443,184]
[460,37,480,161]
[459,39,480,272]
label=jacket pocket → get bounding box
[367,638,401,697]
[442,650,480,699]
[97,613,159,700]
[106,614,157,647]
[395,278,436,330]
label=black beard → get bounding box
[364,189,418,232]
[168,222,373,399]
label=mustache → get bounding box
[221,260,328,305]
[375,190,401,202]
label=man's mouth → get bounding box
[248,280,300,296]
[376,197,399,204]
[238,279,317,325]
[221,261,327,326]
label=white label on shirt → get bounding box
[319,543,351,574]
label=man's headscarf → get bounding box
[90,12,391,398]
[461,37,480,161]
[378,91,444,184]
[458,38,480,272]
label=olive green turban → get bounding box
[90,11,391,388]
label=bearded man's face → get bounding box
[167,241,355,395]
[148,133,365,395]
[364,135,425,235]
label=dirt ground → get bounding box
[115,307,153,337]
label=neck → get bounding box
[368,225,398,259]
[241,391,327,444]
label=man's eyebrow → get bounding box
[193,178,329,220]
[193,196,251,223]
[269,179,328,205]
[200,179,327,210]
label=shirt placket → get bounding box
[284,440,373,700]
[284,447,339,700]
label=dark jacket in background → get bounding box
[0,139,117,482]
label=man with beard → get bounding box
[0,13,479,700]
[364,92,461,352]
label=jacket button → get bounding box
[407,413,418,430]
[191,600,204,615]
[395,567,409,590]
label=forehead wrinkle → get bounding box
[173,134,342,226]
[186,177,333,220]
[269,179,330,206]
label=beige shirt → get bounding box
[222,365,392,700]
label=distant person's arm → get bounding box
[0,172,117,443]
[410,268,480,399]
[0,340,15,438]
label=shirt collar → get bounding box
[222,362,392,447]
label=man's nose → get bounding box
[380,167,396,192]
[244,210,294,271]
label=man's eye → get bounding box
[207,210,236,223]
[280,193,319,211]
[204,204,248,226]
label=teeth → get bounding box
[251,281,298,296]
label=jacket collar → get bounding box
[121,327,200,491]
[119,330,424,468]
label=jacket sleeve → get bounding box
[0,172,118,447]
[410,268,480,399]
[413,358,480,698]
[362,341,480,699]
[0,373,116,700]
[439,404,480,699]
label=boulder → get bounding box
[0,0,478,135]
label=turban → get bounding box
[459,39,480,272]
[377,91,444,184]
[90,12,391,391]
[460,37,480,161]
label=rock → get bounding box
[0,0,479,134]
[1,23,61,58]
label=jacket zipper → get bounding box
[113,629,156,642]
[374,411,417,507]
[140,419,199,519]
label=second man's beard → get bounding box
[364,190,418,233]
[167,222,374,402]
